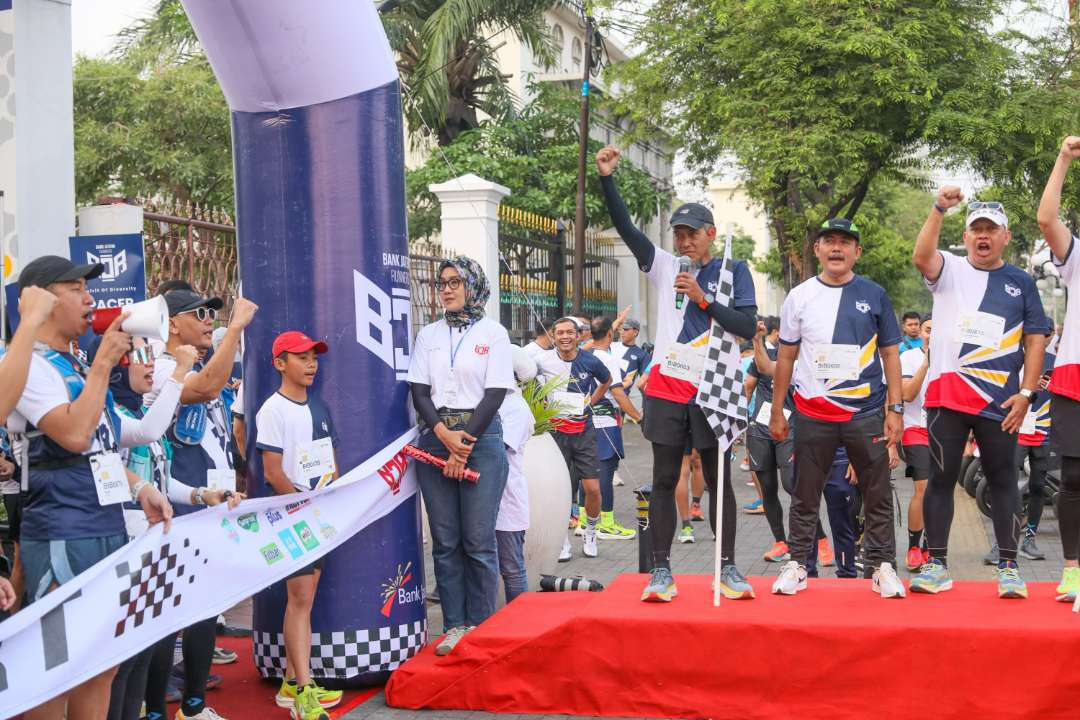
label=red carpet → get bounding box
[192,637,379,718]
[385,573,1080,719]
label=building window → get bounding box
[571,36,583,71]
[551,24,564,69]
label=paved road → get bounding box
[340,423,1064,719]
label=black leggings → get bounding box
[1018,444,1052,530]
[926,407,1020,563]
[1059,456,1080,561]
[108,646,154,720]
[145,616,217,715]
[649,443,734,569]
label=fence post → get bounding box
[554,221,567,319]
[428,173,510,321]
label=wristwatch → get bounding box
[1019,388,1034,401]
[887,403,904,414]
[697,293,715,311]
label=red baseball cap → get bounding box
[272,331,329,358]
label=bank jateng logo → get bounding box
[113,538,206,637]
[380,561,422,617]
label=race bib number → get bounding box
[755,400,791,425]
[1020,410,1037,436]
[296,436,337,489]
[956,311,1005,348]
[552,391,586,416]
[91,452,130,506]
[812,344,860,381]
[662,342,706,383]
[207,468,236,493]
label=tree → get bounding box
[609,0,1034,289]
[406,83,668,241]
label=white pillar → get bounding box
[78,203,144,236]
[428,173,510,321]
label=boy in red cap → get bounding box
[256,331,342,720]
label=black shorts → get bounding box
[2,493,22,543]
[553,427,600,480]
[901,443,930,481]
[642,395,717,450]
[288,556,325,580]
[1050,393,1080,457]
[746,426,794,472]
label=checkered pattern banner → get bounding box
[114,539,206,637]
[253,620,427,679]
[695,234,748,452]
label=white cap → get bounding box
[966,206,1009,229]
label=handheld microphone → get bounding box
[675,255,692,309]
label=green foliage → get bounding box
[519,374,569,436]
[406,83,669,241]
[608,0,1065,289]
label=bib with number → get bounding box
[296,436,337,489]
[552,391,586,417]
[812,344,860,381]
[206,468,236,493]
[955,311,1005,348]
[92,452,130,506]
[755,400,791,425]
[662,342,706,384]
[1019,410,1038,436]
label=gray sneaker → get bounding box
[434,626,473,656]
[717,564,755,599]
[1019,535,1046,560]
[641,567,678,602]
[983,544,1000,566]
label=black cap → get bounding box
[163,288,224,317]
[18,255,104,291]
[817,217,861,243]
[669,202,714,230]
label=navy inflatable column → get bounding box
[181,0,424,684]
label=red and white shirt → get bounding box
[900,347,929,446]
[1049,237,1080,402]
[924,251,1051,422]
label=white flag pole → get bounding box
[0,190,7,345]
[712,225,735,608]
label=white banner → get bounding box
[0,427,417,718]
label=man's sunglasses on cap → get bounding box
[180,306,218,322]
[968,201,1004,211]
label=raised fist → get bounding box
[596,145,621,176]
[228,298,258,331]
[755,320,766,339]
[173,344,198,373]
[936,186,964,210]
[18,286,57,326]
[1061,136,1080,161]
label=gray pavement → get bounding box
[339,423,1064,718]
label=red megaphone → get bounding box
[91,306,123,335]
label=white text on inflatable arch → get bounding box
[353,270,412,380]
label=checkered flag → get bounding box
[695,233,748,452]
[113,538,206,637]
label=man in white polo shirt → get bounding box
[910,189,1050,599]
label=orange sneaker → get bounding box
[568,515,579,530]
[906,546,924,572]
[764,540,790,563]
[818,538,835,567]
[689,502,705,522]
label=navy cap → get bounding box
[669,202,714,230]
[163,289,224,317]
[18,255,104,291]
[817,217,861,243]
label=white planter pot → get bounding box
[522,432,571,590]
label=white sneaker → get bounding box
[771,560,808,595]
[434,625,473,656]
[558,535,572,562]
[872,562,906,598]
[583,532,598,558]
[613,472,625,487]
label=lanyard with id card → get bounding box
[92,452,131,505]
[955,311,1005,348]
[296,436,337,489]
[443,324,475,407]
[662,342,706,383]
[811,344,860,381]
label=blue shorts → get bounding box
[21,533,127,604]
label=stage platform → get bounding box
[385,573,1080,719]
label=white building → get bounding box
[707,179,784,316]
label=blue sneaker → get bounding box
[716,565,755,599]
[997,561,1028,599]
[742,498,764,514]
[641,567,678,602]
[908,559,953,594]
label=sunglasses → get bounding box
[968,201,1004,211]
[434,278,464,291]
[120,344,156,367]
[180,306,218,322]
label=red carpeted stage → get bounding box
[386,573,1080,719]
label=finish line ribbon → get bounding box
[0,427,417,717]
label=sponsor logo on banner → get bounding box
[378,451,408,495]
[237,513,259,532]
[380,561,419,617]
[260,543,284,566]
[113,539,205,638]
[313,510,338,540]
[278,530,304,559]
[263,508,284,526]
[293,521,320,551]
[285,498,310,515]
[221,519,240,545]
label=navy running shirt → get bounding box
[536,348,612,430]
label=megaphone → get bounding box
[91,295,169,342]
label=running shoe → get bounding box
[678,525,695,544]
[689,502,705,522]
[742,499,764,514]
[276,679,343,709]
[612,472,625,487]
[211,647,237,665]
[872,562,906,599]
[997,561,1027,599]
[641,566,678,602]
[1055,566,1080,602]
[568,515,579,530]
[983,543,1000,566]
[763,540,790,563]
[817,538,835,567]
[717,565,756,599]
[291,685,329,720]
[1019,535,1046,561]
[557,536,572,563]
[176,705,225,720]
[596,512,636,540]
[771,561,807,595]
[434,626,473,656]
[905,546,924,572]
[739,457,750,472]
[909,559,953,594]
[583,531,599,558]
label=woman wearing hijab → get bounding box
[407,257,514,656]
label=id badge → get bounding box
[955,311,1005,348]
[756,400,790,425]
[812,344,860,381]
[91,452,130,506]
[296,437,337,489]
[207,468,236,493]
[1019,410,1037,436]
[552,391,586,416]
[662,342,706,383]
